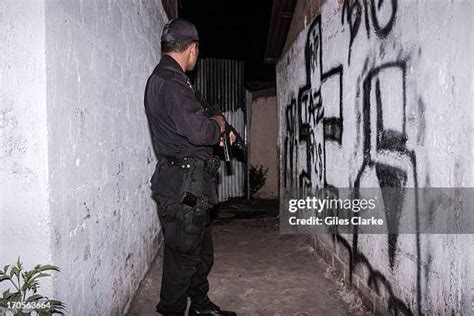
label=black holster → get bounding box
[166,155,220,234]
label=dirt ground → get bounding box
[126,200,359,316]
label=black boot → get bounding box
[189,296,237,316]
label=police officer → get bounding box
[144,19,237,316]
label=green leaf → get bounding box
[0,275,11,282]
[16,257,22,271]
[33,265,60,273]
[10,266,21,278]
[35,299,66,315]
[49,299,66,309]
[4,291,21,301]
[29,280,39,293]
[3,265,9,273]
[23,271,35,287]
[2,289,11,299]
[25,294,44,302]
[31,273,51,280]
[23,271,50,292]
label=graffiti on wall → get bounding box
[352,60,421,314]
[283,15,343,191]
[281,0,424,313]
[341,0,398,64]
[354,60,419,268]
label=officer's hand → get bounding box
[229,131,236,145]
[218,131,236,147]
[210,115,226,133]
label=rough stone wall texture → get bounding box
[277,0,473,314]
[250,94,279,199]
[0,0,53,296]
[44,0,166,314]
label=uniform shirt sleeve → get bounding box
[165,80,221,146]
[144,74,162,119]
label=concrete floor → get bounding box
[126,200,358,316]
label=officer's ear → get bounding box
[190,41,199,56]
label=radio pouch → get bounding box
[178,157,211,234]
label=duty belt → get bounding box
[165,156,193,171]
[160,155,221,177]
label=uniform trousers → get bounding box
[155,196,214,313]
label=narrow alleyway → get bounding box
[127,200,361,316]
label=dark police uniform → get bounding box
[144,22,225,315]
[145,54,221,207]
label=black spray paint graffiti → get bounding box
[352,61,421,314]
[283,97,297,188]
[355,62,412,268]
[342,0,398,64]
[283,15,343,190]
[335,235,415,314]
[283,7,422,314]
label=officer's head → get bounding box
[161,19,199,71]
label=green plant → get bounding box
[249,164,269,198]
[0,257,65,315]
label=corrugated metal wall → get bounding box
[194,58,247,201]
[217,109,246,201]
[194,58,245,112]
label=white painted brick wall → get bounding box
[277,0,473,313]
[0,0,53,296]
[43,1,167,314]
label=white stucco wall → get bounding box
[44,1,167,314]
[0,0,53,296]
[250,95,279,199]
[277,0,473,313]
[1,0,167,314]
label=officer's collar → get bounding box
[159,55,188,79]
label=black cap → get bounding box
[161,19,199,42]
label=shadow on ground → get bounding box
[126,199,357,316]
